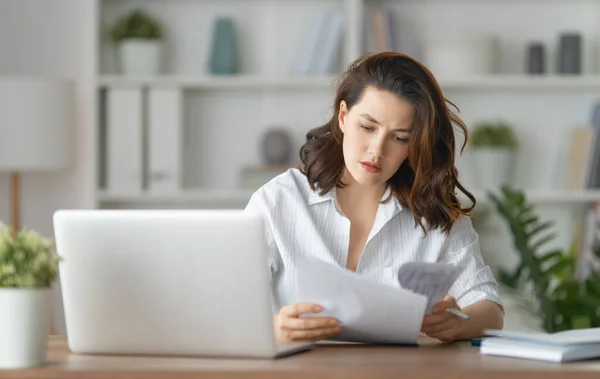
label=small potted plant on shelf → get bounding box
[109,9,164,76]
[0,224,61,369]
[470,119,519,191]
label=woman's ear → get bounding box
[338,100,348,133]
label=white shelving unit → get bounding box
[98,74,600,91]
[97,75,339,90]
[92,0,600,214]
[96,188,600,207]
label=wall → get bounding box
[0,0,95,335]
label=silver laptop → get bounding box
[53,209,313,358]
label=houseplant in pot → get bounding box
[470,119,518,191]
[0,224,61,369]
[109,9,164,75]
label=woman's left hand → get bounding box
[421,296,465,342]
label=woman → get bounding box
[245,52,504,344]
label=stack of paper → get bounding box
[481,328,600,362]
[295,257,427,344]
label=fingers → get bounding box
[280,302,323,318]
[281,326,342,342]
[422,310,453,326]
[277,303,343,342]
[432,296,457,313]
[282,316,339,331]
[421,318,456,334]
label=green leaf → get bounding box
[545,259,574,279]
[586,274,600,296]
[521,216,539,227]
[528,221,554,238]
[579,295,600,311]
[537,250,563,265]
[571,315,592,329]
[530,234,556,252]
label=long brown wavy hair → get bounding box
[299,52,475,235]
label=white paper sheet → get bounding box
[295,257,427,345]
[396,262,463,314]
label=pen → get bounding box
[447,308,470,319]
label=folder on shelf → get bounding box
[106,87,144,194]
[147,88,183,193]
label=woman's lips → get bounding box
[360,161,382,173]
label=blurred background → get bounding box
[1,0,599,336]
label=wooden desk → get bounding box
[6,336,600,379]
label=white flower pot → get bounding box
[119,39,162,76]
[472,148,515,191]
[0,288,51,369]
[423,35,498,78]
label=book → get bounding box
[480,328,600,362]
[147,88,182,193]
[564,126,596,189]
[106,87,144,194]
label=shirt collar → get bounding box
[307,185,403,213]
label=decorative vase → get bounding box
[0,288,52,369]
[261,129,293,165]
[208,17,238,75]
[558,32,582,74]
[119,39,162,75]
[527,43,545,75]
[472,148,515,191]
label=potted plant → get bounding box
[109,9,164,75]
[489,187,600,332]
[0,224,61,369]
[470,120,518,191]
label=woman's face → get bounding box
[338,86,414,187]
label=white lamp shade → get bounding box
[0,77,74,171]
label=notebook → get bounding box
[480,328,600,362]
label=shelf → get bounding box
[97,189,600,206]
[97,75,338,90]
[438,75,600,90]
[96,189,255,205]
[470,189,600,205]
[97,74,600,91]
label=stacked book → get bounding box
[480,328,600,363]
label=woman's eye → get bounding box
[394,136,408,143]
[360,124,374,132]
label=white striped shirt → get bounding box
[244,168,502,311]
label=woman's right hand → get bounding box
[273,302,342,343]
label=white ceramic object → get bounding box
[423,35,498,78]
[119,39,162,75]
[472,148,515,191]
[0,288,51,369]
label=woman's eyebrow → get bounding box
[360,113,411,132]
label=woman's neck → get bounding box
[336,169,387,207]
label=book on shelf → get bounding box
[147,88,182,194]
[368,7,396,53]
[239,165,295,190]
[106,87,144,194]
[291,10,345,76]
[480,328,600,363]
[564,125,598,190]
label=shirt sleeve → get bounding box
[244,189,281,281]
[439,217,503,310]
